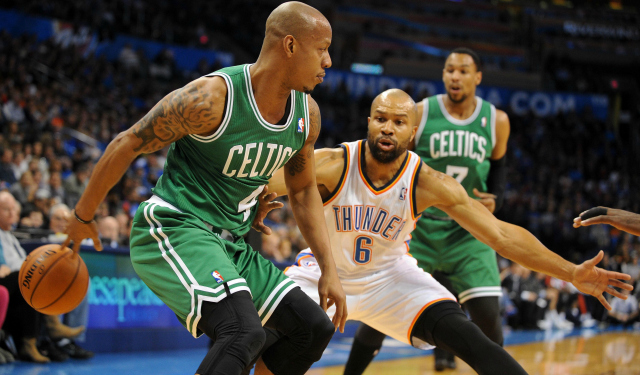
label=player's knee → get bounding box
[243,324,267,359]
[465,297,503,345]
[309,314,336,359]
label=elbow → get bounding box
[489,235,510,257]
[109,131,140,159]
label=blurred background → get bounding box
[0,0,639,372]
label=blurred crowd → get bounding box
[1,1,639,334]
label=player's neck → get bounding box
[249,62,293,124]
[363,143,407,188]
[442,94,477,120]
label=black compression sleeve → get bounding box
[488,155,507,213]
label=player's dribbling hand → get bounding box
[251,186,284,235]
[318,269,348,333]
[62,210,103,253]
[473,188,497,213]
[571,250,633,310]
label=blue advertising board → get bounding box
[323,70,609,120]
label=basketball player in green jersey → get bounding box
[62,3,347,375]
[344,48,511,374]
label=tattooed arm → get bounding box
[63,77,226,252]
[284,96,348,332]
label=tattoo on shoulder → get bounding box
[132,80,219,153]
[287,152,306,176]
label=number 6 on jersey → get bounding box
[353,235,373,265]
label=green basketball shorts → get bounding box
[409,217,501,304]
[129,196,296,338]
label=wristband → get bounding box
[74,210,93,224]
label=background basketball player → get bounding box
[256,89,632,375]
[346,47,510,372]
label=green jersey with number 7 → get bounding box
[413,94,496,220]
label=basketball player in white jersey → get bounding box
[256,89,632,375]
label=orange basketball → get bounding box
[19,244,89,315]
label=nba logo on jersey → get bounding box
[297,118,305,133]
[211,271,224,283]
[481,117,487,127]
[399,187,407,201]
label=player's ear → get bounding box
[283,35,295,57]
[410,123,417,143]
[475,70,482,86]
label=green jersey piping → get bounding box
[243,64,295,132]
[490,103,497,147]
[436,94,483,126]
[189,72,234,143]
[414,98,429,147]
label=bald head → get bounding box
[0,191,17,231]
[371,89,417,121]
[265,2,330,42]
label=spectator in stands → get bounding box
[118,43,140,72]
[48,203,70,242]
[606,288,639,328]
[97,216,120,248]
[0,148,15,185]
[538,277,576,330]
[10,150,27,181]
[115,211,132,246]
[0,191,82,362]
[47,171,65,204]
[63,163,90,208]
[9,171,37,205]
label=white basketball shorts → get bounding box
[284,249,457,349]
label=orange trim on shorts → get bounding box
[407,298,457,344]
[357,141,409,195]
[283,266,290,274]
[297,254,313,266]
[324,143,350,206]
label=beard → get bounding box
[367,132,408,164]
[447,91,467,104]
[303,86,315,95]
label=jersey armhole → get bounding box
[322,144,349,205]
[410,160,423,220]
[189,72,233,143]
[490,104,497,147]
[305,94,311,142]
[414,98,429,147]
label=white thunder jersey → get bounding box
[286,139,456,349]
[324,140,422,278]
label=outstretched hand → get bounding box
[62,210,103,253]
[573,207,640,236]
[251,186,284,235]
[571,250,633,310]
[473,188,497,213]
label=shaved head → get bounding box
[256,1,332,94]
[370,89,417,120]
[265,2,330,43]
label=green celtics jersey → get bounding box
[414,94,496,218]
[152,64,310,236]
